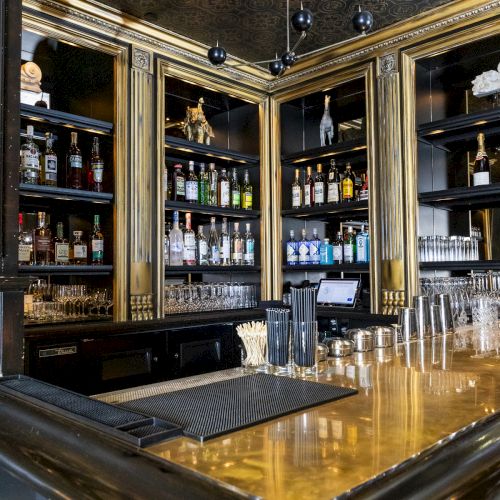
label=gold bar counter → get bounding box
[96,327,500,499]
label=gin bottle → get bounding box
[310,228,321,264]
[298,229,310,265]
[343,226,356,264]
[286,229,298,265]
[333,231,343,264]
[356,224,370,263]
[243,223,255,266]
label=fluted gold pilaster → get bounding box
[129,47,154,310]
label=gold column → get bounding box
[376,53,406,311]
[129,46,154,320]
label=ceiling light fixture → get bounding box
[207,2,373,77]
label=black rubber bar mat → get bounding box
[120,374,357,441]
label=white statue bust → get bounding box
[471,62,500,97]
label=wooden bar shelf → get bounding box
[418,184,500,210]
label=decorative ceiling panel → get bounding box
[96,0,455,62]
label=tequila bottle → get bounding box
[231,222,243,265]
[20,125,40,185]
[196,225,209,265]
[243,223,255,266]
[41,132,57,186]
[183,212,196,265]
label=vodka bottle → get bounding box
[183,212,196,265]
[220,217,231,266]
[169,211,184,266]
[208,216,220,265]
[286,229,299,265]
[243,223,255,266]
[185,161,199,203]
[196,225,209,265]
[231,222,243,265]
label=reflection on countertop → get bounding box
[145,328,499,500]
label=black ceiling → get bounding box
[99,0,454,62]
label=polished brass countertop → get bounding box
[145,329,499,499]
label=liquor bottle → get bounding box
[164,222,171,266]
[41,132,57,186]
[292,168,302,208]
[71,230,87,265]
[310,228,321,264]
[183,212,196,265]
[304,166,314,208]
[473,132,490,186]
[163,164,170,201]
[218,168,230,208]
[298,229,310,265]
[241,170,253,210]
[33,212,53,265]
[327,159,340,204]
[67,132,83,189]
[185,161,199,203]
[53,222,69,265]
[359,173,369,201]
[342,163,355,202]
[220,217,231,266]
[90,137,104,192]
[320,238,333,265]
[231,168,241,209]
[343,226,356,264]
[90,214,104,265]
[196,225,209,265]
[286,230,299,265]
[169,211,184,266]
[231,222,243,265]
[243,223,255,266]
[207,216,220,265]
[333,231,343,264]
[314,164,325,206]
[20,125,40,185]
[18,213,33,265]
[198,163,208,205]
[208,163,218,206]
[356,224,370,263]
[172,163,185,201]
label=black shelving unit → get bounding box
[165,200,259,219]
[419,184,500,210]
[19,184,114,204]
[282,200,368,219]
[165,265,260,275]
[19,265,113,276]
[419,261,500,271]
[283,264,369,273]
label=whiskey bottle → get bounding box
[54,222,69,265]
[292,168,302,208]
[220,217,231,266]
[343,226,356,264]
[72,230,88,265]
[90,214,104,265]
[33,212,53,265]
[41,132,57,186]
[473,132,490,186]
[327,159,340,204]
[342,163,355,202]
[208,163,218,206]
[18,213,33,265]
[207,216,220,265]
[185,161,199,203]
[231,222,243,265]
[67,132,83,189]
[218,168,230,208]
[183,212,196,265]
[314,164,325,206]
[196,225,209,265]
[231,168,241,209]
[243,223,255,266]
[169,211,184,266]
[20,125,40,185]
[90,137,104,192]
[304,166,314,208]
[333,231,343,264]
[241,170,253,210]
[198,163,208,205]
[172,163,185,201]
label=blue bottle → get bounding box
[298,229,310,265]
[310,228,321,265]
[320,238,334,265]
[356,224,370,263]
[286,229,299,265]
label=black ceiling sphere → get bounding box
[207,44,227,65]
[291,7,313,33]
[281,51,297,68]
[269,58,285,77]
[352,6,373,35]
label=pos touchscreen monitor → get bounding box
[316,278,360,308]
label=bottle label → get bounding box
[327,182,339,203]
[299,242,309,263]
[244,240,254,263]
[21,151,40,171]
[473,171,490,186]
[35,235,51,252]
[287,243,298,263]
[219,181,230,206]
[55,242,69,262]
[198,240,208,263]
[232,189,241,207]
[310,241,320,263]
[91,161,104,183]
[304,189,311,207]
[74,244,87,259]
[243,192,252,209]
[333,245,343,263]
[314,183,324,204]
[45,155,57,174]
[292,186,301,208]
[210,245,220,264]
[19,244,32,263]
[176,177,185,196]
[163,169,169,194]
[359,190,369,201]
[186,181,198,201]
[222,236,230,260]
[344,244,354,262]
[69,155,83,169]
[343,179,353,199]
[92,239,104,253]
[320,246,328,265]
[356,236,368,263]
[232,240,243,261]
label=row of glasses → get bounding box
[418,235,480,262]
[164,282,258,315]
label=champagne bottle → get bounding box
[473,132,490,186]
